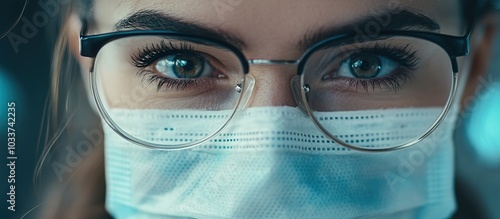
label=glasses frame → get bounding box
[80,20,473,152]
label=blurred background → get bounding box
[0,1,499,219]
[1,0,54,218]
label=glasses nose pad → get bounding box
[291,76,309,115]
[236,75,256,111]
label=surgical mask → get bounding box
[104,106,457,219]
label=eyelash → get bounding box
[130,41,209,91]
[130,41,419,93]
[131,41,196,67]
[339,44,419,92]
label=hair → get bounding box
[37,1,496,218]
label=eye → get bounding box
[337,53,399,79]
[154,53,211,79]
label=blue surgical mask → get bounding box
[104,106,456,219]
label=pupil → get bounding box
[173,55,204,78]
[349,54,382,79]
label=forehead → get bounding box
[93,0,461,29]
[93,1,460,24]
[91,0,462,57]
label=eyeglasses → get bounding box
[80,21,471,152]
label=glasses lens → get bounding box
[302,36,453,150]
[93,36,245,148]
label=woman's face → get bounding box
[81,2,487,218]
[79,0,473,151]
[87,0,465,109]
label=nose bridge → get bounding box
[248,59,300,65]
[245,63,299,108]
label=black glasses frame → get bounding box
[79,20,474,152]
[80,21,472,74]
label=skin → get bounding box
[68,0,496,112]
[58,1,497,217]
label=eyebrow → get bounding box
[301,10,440,50]
[115,10,246,49]
[115,9,440,51]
